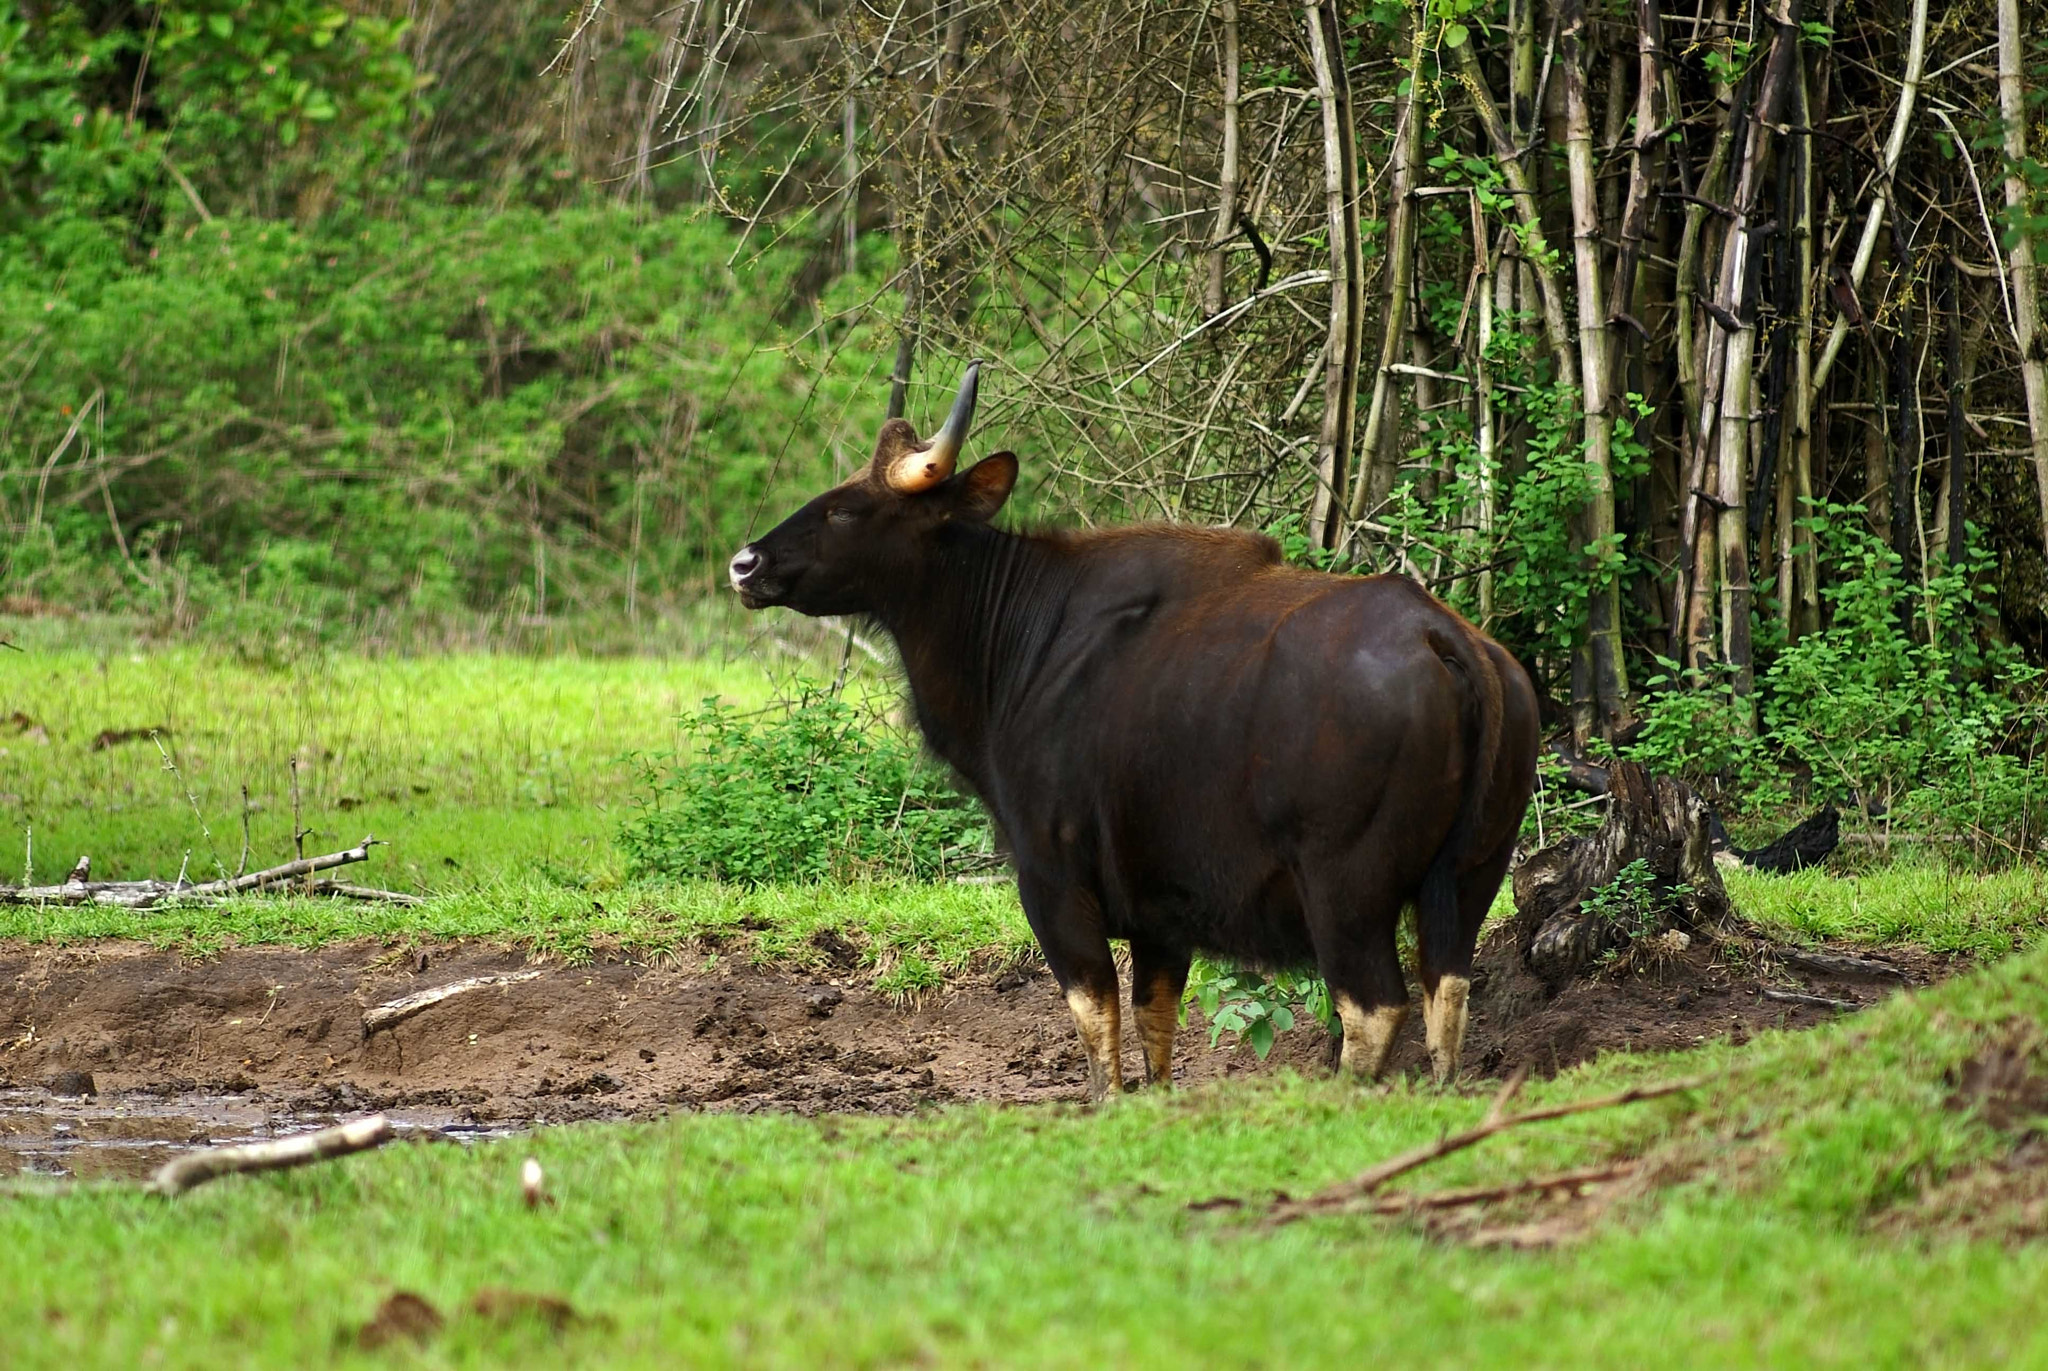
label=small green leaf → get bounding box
[1443,22,1469,48]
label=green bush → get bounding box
[1626,506,2048,858]
[619,689,993,884]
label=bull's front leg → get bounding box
[1017,875,1124,1101]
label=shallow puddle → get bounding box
[0,1089,519,1182]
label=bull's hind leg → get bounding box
[1302,873,1410,1079]
[1419,836,1518,1083]
[1129,940,1191,1087]
[1017,876,1124,1101]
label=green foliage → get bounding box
[1625,506,2048,854]
[1585,858,1693,961]
[1,203,889,630]
[1185,963,1335,1059]
[1761,508,2048,853]
[1620,656,1782,806]
[619,688,992,885]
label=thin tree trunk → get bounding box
[1998,0,2048,544]
[1349,4,1424,521]
[842,93,860,273]
[1940,237,1967,572]
[1477,213,1501,624]
[1205,0,1241,319]
[1306,0,1364,548]
[1561,0,1626,741]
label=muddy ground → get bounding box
[0,931,1955,1177]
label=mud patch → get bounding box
[0,934,1952,1177]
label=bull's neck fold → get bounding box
[869,521,1077,792]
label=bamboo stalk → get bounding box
[1453,39,1577,388]
[1561,0,1627,740]
[1788,51,1820,638]
[1997,0,2048,544]
[1809,0,1927,398]
[1709,0,1803,705]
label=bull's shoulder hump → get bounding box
[1053,523,1285,578]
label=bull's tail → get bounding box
[1415,627,1505,983]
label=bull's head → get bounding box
[728,361,1017,616]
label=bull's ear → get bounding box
[950,452,1017,523]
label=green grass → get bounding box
[1726,863,2048,960]
[0,635,876,887]
[5,939,2048,1368]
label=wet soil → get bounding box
[0,933,1957,1178]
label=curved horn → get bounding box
[884,359,981,493]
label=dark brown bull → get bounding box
[729,363,1539,1099]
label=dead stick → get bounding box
[149,1115,393,1196]
[308,880,424,906]
[0,838,378,906]
[362,970,544,1036]
[235,783,251,879]
[1761,988,1861,1012]
[1271,1076,1705,1223]
[290,756,306,870]
[1364,1162,1637,1214]
[182,836,378,897]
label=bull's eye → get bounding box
[827,507,858,526]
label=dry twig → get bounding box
[149,1115,393,1196]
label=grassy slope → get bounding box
[5,940,2047,1368]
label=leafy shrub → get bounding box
[619,689,992,884]
[1626,506,2048,859]
[1184,962,1336,1060]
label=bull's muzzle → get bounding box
[729,546,766,601]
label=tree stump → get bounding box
[1508,761,1733,987]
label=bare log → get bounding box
[362,970,546,1036]
[1761,988,1860,1012]
[149,1114,394,1196]
[1778,948,1909,981]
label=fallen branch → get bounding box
[307,880,424,906]
[0,838,382,908]
[149,1114,393,1196]
[1761,988,1861,1012]
[1778,948,1909,981]
[1362,1162,1637,1214]
[362,970,545,1036]
[1269,1075,1704,1224]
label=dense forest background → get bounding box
[4,0,2048,848]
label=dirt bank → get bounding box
[0,933,1953,1176]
